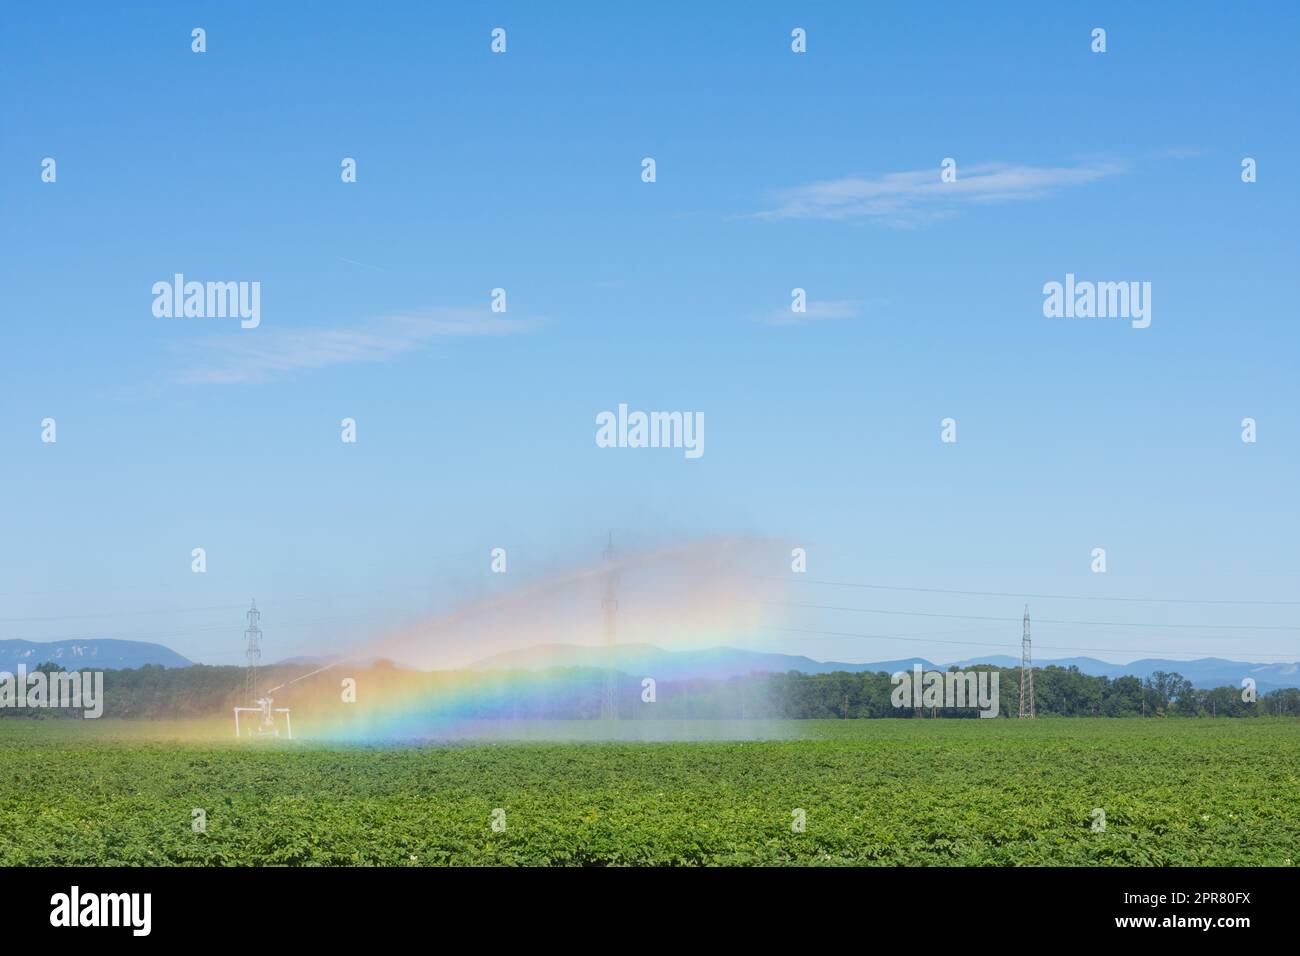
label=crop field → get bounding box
[0,718,1296,866]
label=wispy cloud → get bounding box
[334,255,393,273]
[753,160,1125,227]
[758,299,862,327]
[174,309,533,385]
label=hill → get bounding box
[0,639,193,671]
[471,643,1300,691]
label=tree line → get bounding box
[3,660,1298,720]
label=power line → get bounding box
[0,542,637,625]
[0,544,535,602]
[0,609,413,646]
[770,576,1300,607]
[760,600,1298,632]
[0,583,156,599]
[0,583,443,624]
[11,566,1295,625]
[0,602,261,623]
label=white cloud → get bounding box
[174,309,533,385]
[753,160,1125,227]
[759,299,862,327]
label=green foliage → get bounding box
[7,661,1294,721]
[0,718,1295,866]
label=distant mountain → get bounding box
[273,654,391,669]
[471,643,940,681]
[0,639,192,671]
[273,655,335,667]
[951,654,1300,692]
[8,637,1290,690]
[470,644,1300,692]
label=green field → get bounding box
[1,718,1296,866]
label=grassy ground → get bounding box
[0,718,1296,865]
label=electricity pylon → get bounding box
[1019,604,1035,718]
[244,600,262,702]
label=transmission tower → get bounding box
[244,599,262,702]
[1019,604,1035,718]
[600,533,618,719]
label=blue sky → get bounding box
[2,3,1297,667]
